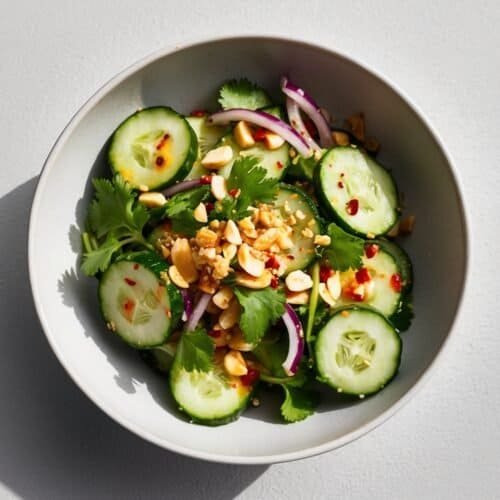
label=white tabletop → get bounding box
[0,1,498,498]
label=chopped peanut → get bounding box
[224,219,242,245]
[314,234,331,246]
[285,270,313,292]
[193,203,208,223]
[233,121,255,149]
[138,192,167,208]
[201,145,233,169]
[224,350,248,376]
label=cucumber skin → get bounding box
[314,305,402,397]
[108,106,198,190]
[98,252,183,348]
[314,146,399,238]
[169,368,254,426]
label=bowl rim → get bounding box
[28,34,470,465]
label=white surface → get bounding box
[0,0,497,498]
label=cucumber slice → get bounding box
[184,116,227,180]
[337,246,402,317]
[108,107,197,190]
[315,307,401,396]
[216,134,289,180]
[316,147,398,237]
[98,252,182,348]
[273,184,321,273]
[170,357,252,426]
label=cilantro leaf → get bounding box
[175,328,214,372]
[212,156,279,220]
[218,78,272,110]
[81,175,151,276]
[390,295,414,332]
[280,386,319,423]
[163,186,210,236]
[323,223,365,271]
[233,287,285,345]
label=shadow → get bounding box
[0,177,268,500]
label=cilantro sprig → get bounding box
[212,156,279,220]
[233,287,285,345]
[81,175,152,276]
[218,78,272,110]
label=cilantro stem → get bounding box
[81,232,93,254]
[260,373,296,385]
[305,262,320,361]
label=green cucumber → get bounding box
[108,107,197,190]
[315,306,401,396]
[274,184,322,273]
[98,252,182,348]
[170,357,252,426]
[316,147,398,237]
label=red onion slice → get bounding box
[208,108,312,157]
[286,97,321,152]
[281,77,333,149]
[181,289,193,322]
[161,178,206,198]
[185,292,212,331]
[281,304,305,376]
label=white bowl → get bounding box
[29,36,469,464]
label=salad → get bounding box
[81,77,415,425]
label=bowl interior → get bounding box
[29,37,467,463]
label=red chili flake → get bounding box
[228,188,240,197]
[155,156,165,167]
[276,161,284,169]
[270,276,280,289]
[200,175,212,185]
[320,265,334,283]
[205,202,215,213]
[155,134,170,150]
[124,278,136,286]
[365,243,379,259]
[338,181,344,189]
[346,198,359,216]
[390,273,403,293]
[241,368,260,386]
[133,263,139,270]
[208,329,222,338]
[265,256,280,270]
[303,118,318,138]
[252,127,268,141]
[190,109,207,117]
[355,267,371,284]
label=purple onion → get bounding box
[281,303,305,376]
[181,289,193,322]
[185,292,212,331]
[161,178,205,198]
[286,97,321,152]
[281,77,333,149]
[207,108,312,157]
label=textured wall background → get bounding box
[0,1,498,498]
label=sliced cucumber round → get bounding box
[337,246,403,317]
[98,252,182,348]
[274,184,322,273]
[316,147,398,237]
[216,134,289,180]
[315,307,401,396]
[108,107,197,190]
[170,359,252,426]
[184,116,227,180]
